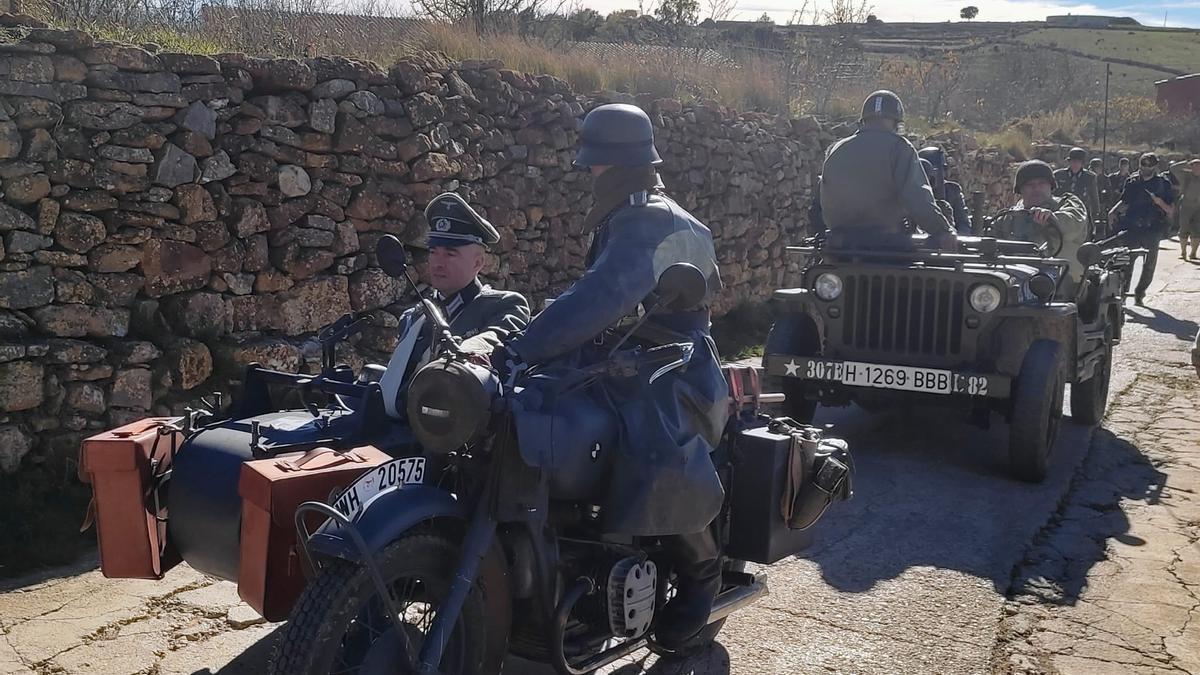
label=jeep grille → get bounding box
[843,274,966,356]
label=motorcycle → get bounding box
[268,235,856,675]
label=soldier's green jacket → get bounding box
[991,192,1090,284]
[1170,162,1200,207]
[819,128,954,236]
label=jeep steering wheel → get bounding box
[1030,220,1064,257]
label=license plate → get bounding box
[776,357,994,396]
[332,457,426,521]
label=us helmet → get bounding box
[1014,160,1057,194]
[574,103,662,167]
[860,90,904,123]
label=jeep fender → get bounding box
[764,289,823,360]
[987,304,1077,382]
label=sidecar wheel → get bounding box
[269,532,510,675]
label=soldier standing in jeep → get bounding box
[819,90,956,249]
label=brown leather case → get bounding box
[236,445,392,621]
[78,417,182,579]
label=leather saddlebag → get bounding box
[237,445,392,621]
[78,418,182,579]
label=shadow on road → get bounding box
[1124,306,1199,341]
[1006,428,1167,606]
[607,642,731,675]
[188,624,285,675]
[791,401,1096,595]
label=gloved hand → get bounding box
[459,332,502,366]
[489,343,528,389]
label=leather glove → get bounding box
[459,332,502,366]
[489,343,528,389]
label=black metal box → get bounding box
[724,426,814,564]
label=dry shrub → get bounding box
[1108,96,1200,151]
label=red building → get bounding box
[1156,74,1200,116]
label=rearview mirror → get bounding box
[377,235,409,277]
[1076,242,1101,267]
[656,263,707,310]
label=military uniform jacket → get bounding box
[379,279,530,417]
[1053,168,1102,222]
[1170,163,1200,207]
[509,190,730,536]
[819,128,954,236]
[992,192,1089,284]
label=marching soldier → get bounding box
[1054,147,1102,229]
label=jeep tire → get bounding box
[1009,339,1065,483]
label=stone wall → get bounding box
[0,23,828,474]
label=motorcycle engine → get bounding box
[606,557,657,638]
[406,358,499,453]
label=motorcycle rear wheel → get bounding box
[268,531,509,675]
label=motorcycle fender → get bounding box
[306,484,466,563]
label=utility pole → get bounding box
[1101,62,1111,173]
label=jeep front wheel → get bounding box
[1008,339,1065,483]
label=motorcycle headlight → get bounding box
[814,273,843,301]
[969,284,1003,313]
[406,359,499,454]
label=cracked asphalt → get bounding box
[2,244,1198,675]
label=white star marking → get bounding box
[784,359,801,377]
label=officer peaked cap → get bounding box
[424,192,500,249]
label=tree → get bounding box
[960,6,978,20]
[416,0,554,32]
[567,7,603,39]
[705,0,737,22]
[654,0,699,25]
[757,12,773,23]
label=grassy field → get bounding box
[1020,27,1200,74]
[1017,27,1200,96]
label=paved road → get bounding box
[2,245,1196,675]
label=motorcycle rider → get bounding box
[490,103,731,650]
[990,160,1089,295]
[1109,152,1176,306]
[1054,147,1102,229]
[918,145,972,233]
[819,90,956,249]
[378,192,530,417]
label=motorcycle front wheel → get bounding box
[269,531,510,675]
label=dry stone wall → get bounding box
[0,23,827,475]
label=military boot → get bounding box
[655,527,723,650]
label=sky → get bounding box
[581,0,1200,28]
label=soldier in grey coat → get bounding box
[819,90,956,248]
[378,193,530,417]
[1054,147,1102,230]
[497,103,731,650]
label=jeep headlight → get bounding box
[969,284,1003,313]
[814,273,843,301]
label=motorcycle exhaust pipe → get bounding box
[707,572,768,624]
